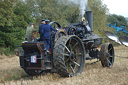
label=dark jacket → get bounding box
[39,23,44,41]
[41,24,57,39]
[39,23,44,34]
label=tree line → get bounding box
[0,0,127,55]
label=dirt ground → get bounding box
[0,46,128,85]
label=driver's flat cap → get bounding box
[42,19,45,21]
[45,20,50,22]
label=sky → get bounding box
[103,0,128,17]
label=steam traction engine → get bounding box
[16,6,115,77]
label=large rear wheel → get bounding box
[53,35,85,77]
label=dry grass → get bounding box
[0,46,128,85]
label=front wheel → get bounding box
[100,43,115,67]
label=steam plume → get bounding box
[57,0,88,17]
[79,0,88,17]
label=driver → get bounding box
[41,20,57,53]
[39,19,46,41]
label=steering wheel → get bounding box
[49,21,67,42]
[49,21,61,30]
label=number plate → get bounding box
[31,55,37,63]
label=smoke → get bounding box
[79,0,88,17]
[57,0,88,17]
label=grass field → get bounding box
[0,46,128,85]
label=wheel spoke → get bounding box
[107,53,110,57]
[107,53,112,65]
[64,45,70,53]
[74,53,82,56]
[73,61,80,67]
[71,42,78,51]
[108,47,112,52]
[68,39,72,50]
[65,58,69,62]
[66,63,69,72]
[63,53,70,56]
[107,58,112,65]
[35,70,41,74]
[109,56,113,58]
[69,64,75,73]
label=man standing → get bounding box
[39,19,46,41]
[25,23,36,42]
[41,20,57,53]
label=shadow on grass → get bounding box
[0,67,55,83]
[0,67,31,83]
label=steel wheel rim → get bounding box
[107,44,114,66]
[64,37,84,75]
